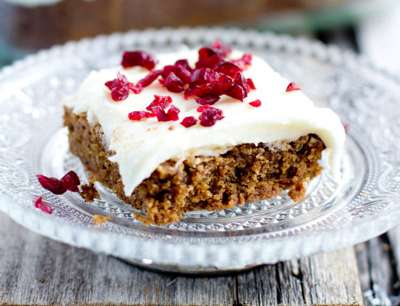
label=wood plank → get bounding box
[236,248,363,306]
[0,212,364,305]
[355,236,395,306]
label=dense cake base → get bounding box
[64,108,325,224]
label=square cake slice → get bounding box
[64,42,345,224]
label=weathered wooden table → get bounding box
[2,208,400,306]
[0,212,367,305]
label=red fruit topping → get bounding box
[189,68,234,98]
[105,73,136,101]
[137,69,162,88]
[190,67,215,85]
[109,43,257,126]
[246,78,256,90]
[151,106,169,122]
[227,84,247,101]
[232,53,252,70]
[128,83,142,94]
[180,116,197,128]
[37,174,67,195]
[146,95,172,112]
[162,72,185,93]
[173,59,193,83]
[196,47,224,69]
[34,197,53,214]
[161,65,175,78]
[60,171,80,192]
[213,75,235,95]
[211,39,232,57]
[195,95,220,105]
[190,84,214,98]
[199,106,224,127]
[216,62,241,78]
[196,105,212,112]
[121,50,157,70]
[144,95,179,122]
[128,111,150,121]
[175,59,192,71]
[286,82,301,92]
[166,105,180,121]
[249,99,262,107]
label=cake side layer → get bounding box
[64,108,326,224]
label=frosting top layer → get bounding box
[65,49,346,196]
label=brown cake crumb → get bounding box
[64,107,325,224]
[79,183,100,203]
[92,214,111,225]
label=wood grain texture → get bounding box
[0,212,363,305]
[355,234,400,306]
[237,250,363,306]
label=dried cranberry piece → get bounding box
[105,73,135,101]
[184,88,193,99]
[189,68,203,84]
[216,62,241,78]
[34,197,53,214]
[128,111,150,121]
[196,105,212,112]
[246,78,256,90]
[199,106,224,127]
[190,68,215,85]
[231,53,252,70]
[110,86,130,101]
[174,59,192,84]
[195,95,220,105]
[227,84,247,101]
[137,69,162,88]
[211,40,232,57]
[152,106,169,122]
[173,66,191,84]
[146,95,172,112]
[37,174,67,195]
[286,82,301,92]
[212,74,234,95]
[128,83,142,94]
[121,50,157,70]
[190,68,233,96]
[166,105,180,121]
[234,73,248,89]
[162,72,185,93]
[180,116,197,128]
[60,171,80,192]
[249,99,262,107]
[175,59,193,72]
[196,47,224,69]
[190,83,214,98]
[161,65,175,79]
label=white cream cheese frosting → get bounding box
[65,50,346,196]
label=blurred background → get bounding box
[0,0,398,72]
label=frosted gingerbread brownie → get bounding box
[63,41,345,224]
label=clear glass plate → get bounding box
[0,28,399,273]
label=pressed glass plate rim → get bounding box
[0,27,400,271]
